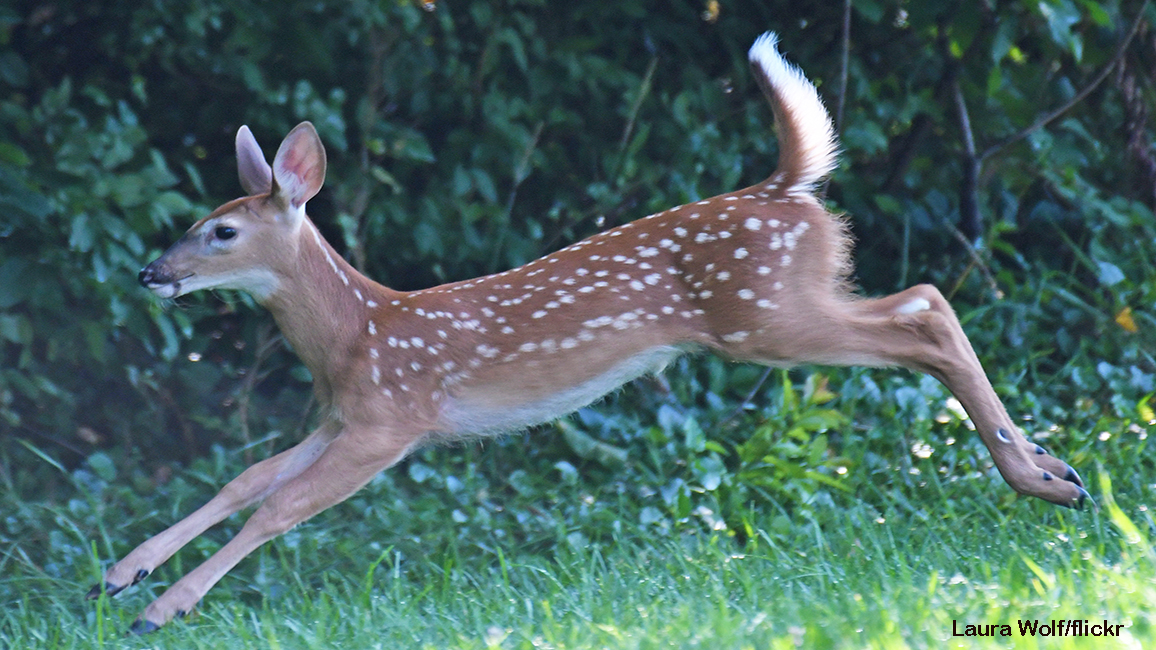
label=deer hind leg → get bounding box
[725,283,1087,508]
[88,421,341,601]
[128,426,415,633]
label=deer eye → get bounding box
[214,226,237,241]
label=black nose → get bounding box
[139,264,159,287]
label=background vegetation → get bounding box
[1,0,1154,647]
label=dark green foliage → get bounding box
[0,0,1154,601]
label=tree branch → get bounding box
[834,0,852,135]
[979,0,1151,163]
[821,0,853,201]
[953,75,983,241]
[488,122,544,273]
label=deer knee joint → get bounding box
[894,297,932,315]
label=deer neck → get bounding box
[261,219,396,404]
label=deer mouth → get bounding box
[138,265,193,299]
[147,281,185,299]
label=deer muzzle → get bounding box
[138,259,186,299]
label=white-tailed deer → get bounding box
[94,33,1087,632]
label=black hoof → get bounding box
[1034,444,1047,455]
[1072,486,1091,511]
[1042,471,1054,481]
[88,569,148,600]
[1064,466,1084,488]
[86,581,124,600]
[128,618,161,635]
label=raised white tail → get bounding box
[748,33,838,194]
[97,32,1087,633]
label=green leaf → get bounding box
[1038,0,1083,61]
[152,311,181,361]
[0,258,31,308]
[682,416,705,453]
[0,313,32,344]
[854,0,886,23]
[1096,260,1125,287]
[370,166,402,194]
[990,20,1018,63]
[0,51,29,87]
[86,452,117,482]
[16,439,65,475]
[694,455,725,491]
[387,126,435,163]
[497,27,528,72]
[471,168,497,204]
[807,434,828,466]
[557,419,627,466]
[69,213,95,252]
[872,194,903,216]
[0,142,30,166]
[1077,0,1112,26]
[0,168,50,220]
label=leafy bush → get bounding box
[0,0,1152,519]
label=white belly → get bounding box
[435,344,686,439]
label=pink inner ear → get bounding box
[278,150,306,182]
[237,144,272,195]
[278,159,310,207]
[272,124,326,208]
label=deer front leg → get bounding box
[847,285,1088,507]
[87,422,340,600]
[128,425,414,633]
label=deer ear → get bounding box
[236,126,273,196]
[271,122,327,213]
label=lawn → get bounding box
[2,364,1153,649]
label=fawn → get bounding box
[93,33,1087,632]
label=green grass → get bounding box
[2,429,1154,649]
[3,357,1154,650]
